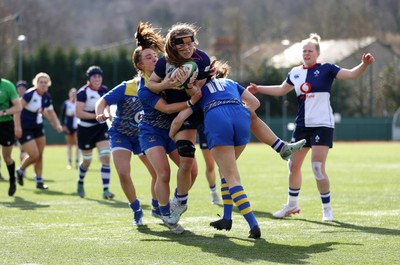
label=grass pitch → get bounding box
[0,142,399,264]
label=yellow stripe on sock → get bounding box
[221,183,229,188]
[240,207,253,215]
[231,190,245,200]
[223,200,234,205]
[221,190,230,195]
[235,198,248,207]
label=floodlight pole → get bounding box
[17,35,26,81]
[281,39,290,140]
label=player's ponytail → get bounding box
[132,21,164,74]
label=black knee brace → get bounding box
[176,140,196,158]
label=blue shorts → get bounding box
[77,123,109,150]
[139,123,176,154]
[109,128,143,155]
[19,124,45,145]
[204,104,250,149]
[292,126,334,148]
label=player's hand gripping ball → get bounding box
[171,61,198,89]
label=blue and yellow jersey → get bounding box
[137,75,174,130]
[103,79,143,137]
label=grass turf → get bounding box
[0,142,399,264]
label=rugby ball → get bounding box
[171,61,198,89]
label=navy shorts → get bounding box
[0,120,16,146]
[178,109,204,131]
[77,123,109,150]
[292,126,334,148]
[197,123,208,150]
[65,124,77,135]
[18,125,45,145]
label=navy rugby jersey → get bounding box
[286,63,341,128]
[76,84,108,127]
[103,79,143,137]
[21,87,53,129]
[154,48,211,104]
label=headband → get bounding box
[174,35,194,45]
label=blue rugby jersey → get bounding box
[76,84,108,127]
[102,79,143,137]
[137,75,174,130]
[286,63,341,128]
[21,87,53,129]
[197,78,245,114]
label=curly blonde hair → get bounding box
[32,72,52,87]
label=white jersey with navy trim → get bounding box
[21,87,53,129]
[76,85,108,127]
[286,63,340,128]
[61,100,78,129]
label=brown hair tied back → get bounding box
[132,21,164,73]
[213,60,230,79]
[135,21,164,52]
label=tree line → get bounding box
[6,43,361,120]
[8,45,136,115]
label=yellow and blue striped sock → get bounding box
[230,185,258,228]
[221,178,233,220]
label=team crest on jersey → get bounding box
[300,82,312,94]
[134,110,144,123]
[314,70,320,77]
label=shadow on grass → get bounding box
[234,209,400,237]
[84,197,129,209]
[294,218,400,236]
[82,198,153,213]
[0,196,50,210]
[136,225,342,264]
[210,204,276,219]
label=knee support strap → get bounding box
[312,162,325,180]
[98,148,111,158]
[82,152,93,161]
[176,140,195,158]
